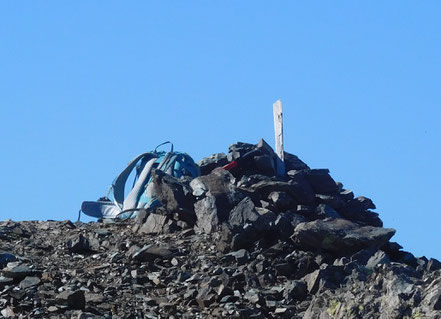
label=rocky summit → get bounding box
[1,140,440,319]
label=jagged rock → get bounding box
[228,197,260,227]
[132,244,173,262]
[268,191,294,211]
[194,196,223,234]
[138,212,168,234]
[303,265,345,295]
[253,154,276,176]
[315,204,341,219]
[197,153,228,175]
[2,264,38,279]
[303,169,339,194]
[274,212,306,239]
[427,258,441,272]
[19,276,41,289]
[249,179,315,205]
[192,169,245,234]
[245,289,262,304]
[421,277,441,311]
[291,219,396,255]
[366,250,391,269]
[67,234,90,253]
[283,280,307,302]
[228,142,255,158]
[283,152,310,171]
[339,189,354,201]
[191,168,240,199]
[56,290,86,310]
[149,169,195,213]
[223,249,249,265]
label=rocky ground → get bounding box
[1,141,440,318]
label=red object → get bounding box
[222,161,239,171]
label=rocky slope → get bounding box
[1,141,440,318]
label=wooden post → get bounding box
[273,99,285,176]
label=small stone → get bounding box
[48,306,58,313]
[56,290,86,310]
[245,289,262,304]
[19,276,41,289]
[67,234,90,253]
[3,264,37,279]
[132,244,173,262]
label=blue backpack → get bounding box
[79,142,200,220]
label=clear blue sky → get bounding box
[1,2,440,260]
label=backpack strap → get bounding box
[110,152,157,208]
[154,141,173,153]
[122,157,157,211]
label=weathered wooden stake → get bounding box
[273,99,285,176]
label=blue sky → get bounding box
[1,2,440,260]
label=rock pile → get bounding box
[1,141,440,318]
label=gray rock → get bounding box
[339,189,354,201]
[196,285,216,308]
[228,142,255,157]
[291,219,396,255]
[148,169,195,214]
[303,169,339,194]
[67,234,90,253]
[303,265,345,295]
[19,276,41,289]
[283,152,310,171]
[427,258,441,272]
[190,169,236,198]
[228,197,259,227]
[138,212,168,234]
[132,244,173,262]
[197,153,228,175]
[315,204,341,219]
[2,264,38,279]
[268,191,294,211]
[224,249,249,265]
[275,212,306,240]
[56,290,86,310]
[194,196,222,234]
[421,278,441,311]
[366,250,391,270]
[245,289,262,304]
[283,280,307,302]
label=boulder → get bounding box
[197,153,228,175]
[228,197,260,227]
[148,169,195,213]
[291,219,396,255]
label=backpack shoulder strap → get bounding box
[111,152,157,207]
[122,157,157,211]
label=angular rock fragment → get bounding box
[148,169,195,213]
[132,244,173,262]
[137,212,168,234]
[197,153,228,175]
[67,234,90,253]
[56,290,86,310]
[19,276,41,289]
[291,219,396,255]
[228,197,260,227]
